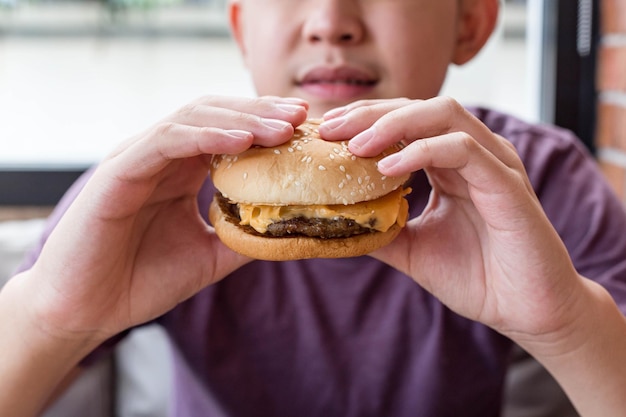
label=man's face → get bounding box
[231,0,466,117]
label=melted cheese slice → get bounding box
[238,187,411,234]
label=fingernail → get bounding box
[276,103,305,114]
[320,116,346,131]
[349,126,376,151]
[262,118,291,131]
[225,130,252,140]
[377,153,402,171]
[324,106,348,119]
[277,97,309,107]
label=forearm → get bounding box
[521,279,626,416]
[0,272,99,417]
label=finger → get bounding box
[322,98,410,119]
[109,96,309,162]
[344,97,519,168]
[109,124,254,180]
[169,96,308,143]
[319,98,411,141]
[377,131,529,197]
[180,96,309,125]
[366,223,415,278]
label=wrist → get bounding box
[0,272,105,416]
[509,277,613,358]
[1,270,106,360]
[513,277,626,415]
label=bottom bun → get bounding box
[209,199,403,261]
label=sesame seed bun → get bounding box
[210,119,407,205]
[209,119,410,261]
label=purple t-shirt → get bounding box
[18,108,626,416]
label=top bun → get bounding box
[210,119,409,206]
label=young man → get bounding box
[3,0,626,415]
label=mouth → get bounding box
[299,78,377,87]
[296,66,379,100]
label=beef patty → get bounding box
[216,193,376,239]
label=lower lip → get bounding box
[298,82,377,101]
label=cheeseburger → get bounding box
[209,119,411,261]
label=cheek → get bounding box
[241,30,285,94]
[384,43,452,99]
[373,18,457,98]
[240,10,298,96]
[246,53,281,96]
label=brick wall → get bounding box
[597,0,626,200]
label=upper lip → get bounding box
[296,65,378,86]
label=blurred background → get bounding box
[0,0,531,167]
[3,0,611,215]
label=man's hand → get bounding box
[320,97,626,416]
[0,95,308,417]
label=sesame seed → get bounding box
[243,172,248,180]
[288,147,294,153]
[329,154,335,160]
[274,149,281,155]
[333,148,340,154]
[318,165,327,171]
[297,146,303,151]
[339,182,345,189]
[339,165,346,172]
[381,176,387,181]
[345,174,352,181]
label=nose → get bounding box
[302,0,364,45]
